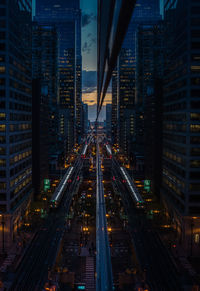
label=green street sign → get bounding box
[144,180,151,192]
[44,179,50,191]
[144,180,151,186]
[77,286,85,290]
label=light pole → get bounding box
[0,214,5,254]
[190,219,194,257]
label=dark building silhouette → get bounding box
[32,81,49,197]
[0,0,32,250]
[112,0,161,161]
[162,0,200,255]
[32,23,59,195]
[83,103,89,134]
[135,23,164,193]
[111,69,118,145]
[106,104,112,139]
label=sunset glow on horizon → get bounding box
[82,90,112,106]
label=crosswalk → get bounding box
[85,256,95,291]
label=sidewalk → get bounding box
[158,229,199,285]
[0,231,37,274]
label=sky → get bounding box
[80,0,99,121]
[80,0,97,71]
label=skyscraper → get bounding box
[35,0,82,153]
[83,103,89,134]
[32,23,59,194]
[114,0,161,160]
[0,0,32,250]
[106,104,112,139]
[136,23,164,194]
[97,0,136,117]
[111,69,118,145]
[162,0,200,255]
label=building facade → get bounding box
[83,103,89,134]
[35,0,82,154]
[111,69,118,145]
[162,0,200,255]
[135,23,164,194]
[32,80,49,197]
[113,0,161,160]
[0,0,32,250]
[106,104,112,139]
[32,23,59,195]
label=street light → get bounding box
[0,214,5,254]
[190,219,194,257]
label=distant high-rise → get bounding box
[0,0,32,250]
[133,0,160,21]
[35,0,82,153]
[106,104,112,139]
[162,0,200,255]
[83,103,89,134]
[111,69,118,145]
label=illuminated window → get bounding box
[0,124,5,131]
[194,234,199,244]
[0,66,5,73]
[191,66,200,72]
[0,113,5,120]
[191,113,200,121]
[190,124,200,132]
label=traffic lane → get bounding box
[9,220,53,289]
[128,212,181,290]
[114,181,181,290]
[135,230,179,290]
[10,201,72,290]
[10,218,57,290]
[131,227,168,290]
[33,227,64,291]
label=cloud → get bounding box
[82,90,97,106]
[82,89,111,106]
[82,35,96,54]
[82,70,111,108]
[83,87,96,94]
[82,13,96,27]
[82,41,93,54]
[91,37,96,44]
[82,70,97,89]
